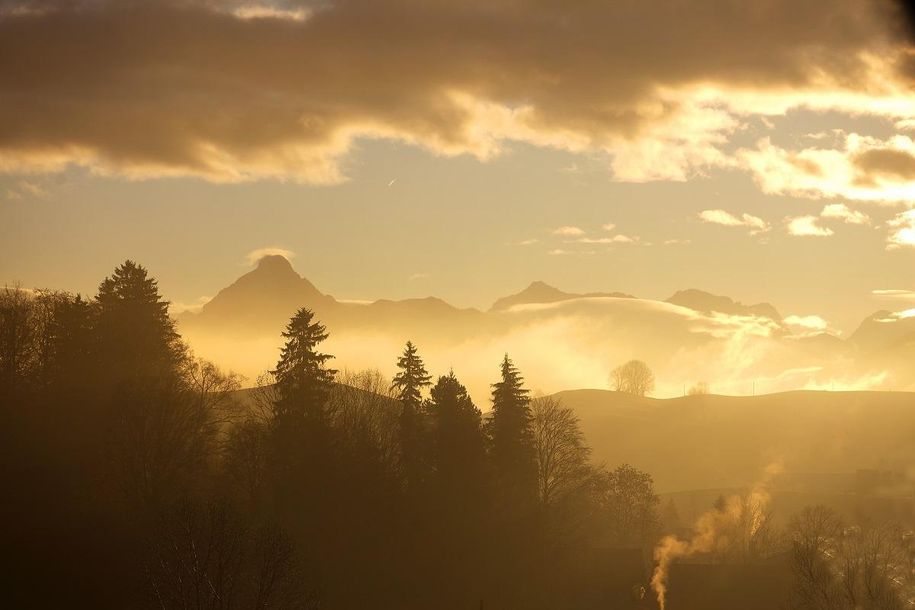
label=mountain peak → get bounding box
[180,255,332,331]
[490,281,571,311]
[254,254,296,274]
[490,281,634,312]
[666,289,781,321]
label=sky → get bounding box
[2,0,915,335]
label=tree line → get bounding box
[0,261,661,609]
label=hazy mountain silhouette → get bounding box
[849,310,915,352]
[665,288,782,322]
[181,255,337,332]
[489,280,634,312]
[181,255,487,338]
[177,256,915,395]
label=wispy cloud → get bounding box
[553,226,585,237]
[4,180,47,200]
[408,272,430,281]
[871,289,915,302]
[698,209,769,235]
[886,209,915,249]
[245,246,295,267]
[601,223,616,232]
[784,314,830,333]
[786,216,834,237]
[170,296,212,314]
[820,203,869,225]
[574,234,639,245]
[231,5,312,22]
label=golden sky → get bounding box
[2,0,915,336]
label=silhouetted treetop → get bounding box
[271,308,336,425]
[94,260,183,375]
[391,340,432,410]
[487,354,536,501]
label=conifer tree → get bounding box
[271,308,336,428]
[391,340,432,489]
[391,340,432,410]
[427,370,486,491]
[94,260,184,379]
[92,262,205,501]
[487,354,536,501]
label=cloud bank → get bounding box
[0,0,912,186]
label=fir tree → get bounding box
[391,341,432,489]
[93,260,184,379]
[391,340,432,410]
[271,308,337,428]
[487,354,536,501]
[427,370,485,489]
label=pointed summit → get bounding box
[254,254,296,274]
[180,255,335,332]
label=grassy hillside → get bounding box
[554,389,915,493]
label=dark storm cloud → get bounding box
[0,0,910,181]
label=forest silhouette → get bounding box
[1,261,664,609]
[4,261,915,610]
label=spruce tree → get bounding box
[487,354,536,501]
[391,340,432,489]
[391,340,432,410]
[427,370,485,490]
[92,262,197,500]
[271,308,336,428]
[94,260,184,379]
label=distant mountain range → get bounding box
[178,255,915,396]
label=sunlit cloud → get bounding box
[872,289,915,302]
[408,272,430,281]
[553,226,585,237]
[601,223,616,232]
[820,203,870,225]
[170,296,212,314]
[574,234,640,245]
[0,0,913,188]
[874,307,915,322]
[786,216,834,237]
[231,5,312,22]
[784,314,829,331]
[886,209,915,249]
[783,314,835,337]
[739,135,915,204]
[698,209,769,235]
[244,246,295,267]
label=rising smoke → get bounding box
[650,462,784,610]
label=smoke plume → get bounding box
[649,462,783,609]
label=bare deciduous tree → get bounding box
[531,396,591,508]
[146,499,318,610]
[610,360,655,396]
[787,505,912,610]
[331,368,400,470]
[687,382,709,396]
